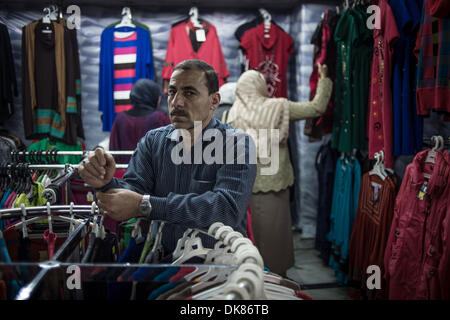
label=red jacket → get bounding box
[384,149,450,300]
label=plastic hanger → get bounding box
[147,220,165,261]
[369,152,387,180]
[20,204,28,238]
[425,136,441,164]
[49,5,58,21]
[172,228,193,260]
[172,230,210,264]
[42,7,51,24]
[189,7,202,28]
[259,8,271,38]
[46,202,53,234]
[115,7,135,28]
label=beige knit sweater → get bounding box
[253,77,333,193]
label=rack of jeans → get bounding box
[0,203,307,300]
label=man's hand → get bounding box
[78,148,116,189]
[96,189,144,222]
[318,62,328,79]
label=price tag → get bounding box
[417,181,428,200]
[196,29,206,42]
[87,191,94,203]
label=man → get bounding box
[78,59,257,252]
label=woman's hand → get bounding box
[318,63,328,79]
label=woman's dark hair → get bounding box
[173,59,219,94]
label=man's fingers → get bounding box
[94,147,106,167]
[83,160,105,179]
[78,163,101,184]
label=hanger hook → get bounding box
[47,201,53,234]
[20,203,28,238]
[438,136,444,151]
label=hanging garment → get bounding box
[99,24,155,131]
[239,22,294,98]
[162,19,228,87]
[384,149,450,300]
[314,141,339,263]
[348,172,397,300]
[327,156,361,285]
[0,23,18,123]
[368,0,400,169]
[414,0,450,117]
[332,6,373,153]
[305,9,339,141]
[21,19,83,145]
[391,0,424,156]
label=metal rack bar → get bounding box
[12,150,134,156]
[4,164,128,169]
[0,205,96,219]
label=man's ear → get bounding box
[210,92,221,111]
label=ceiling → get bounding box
[1,0,340,11]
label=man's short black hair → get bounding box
[173,59,219,94]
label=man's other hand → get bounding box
[96,189,144,222]
[78,147,116,189]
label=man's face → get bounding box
[167,69,220,131]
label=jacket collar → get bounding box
[409,149,450,196]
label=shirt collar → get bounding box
[409,149,450,196]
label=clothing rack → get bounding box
[0,205,272,300]
[12,150,135,156]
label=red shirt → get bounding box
[162,20,229,86]
[368,0,399,169]
[384,149,450,300]
[240,22,294,98]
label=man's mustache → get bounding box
[170,109,188,117]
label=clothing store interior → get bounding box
[0,0,449,301]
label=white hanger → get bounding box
[42,7,51,24]
[131,218,145,243]
[49,5,58,21]
[369,152,387,180]
[20,204,28,238]
[68,202,75,234]
[115,7,135,28]
[46,202,53,234]
[172,230,210,264]
[172,228,194,260]
[259,8,271,38]
[148,221,165,258]
[189,7,202,28]
[425,136,442,164]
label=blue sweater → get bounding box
[99,24,154,131]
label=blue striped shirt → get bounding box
[100,117,257,252]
